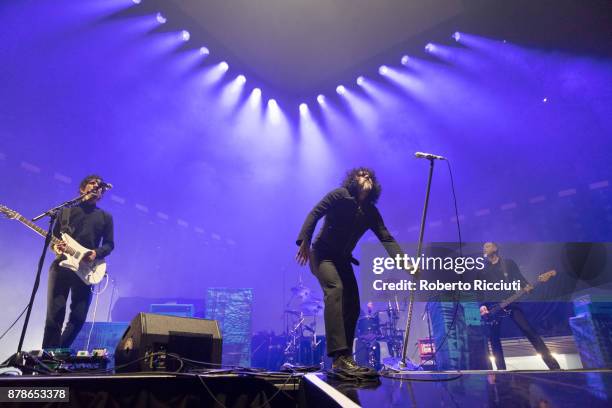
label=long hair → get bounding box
[341,167,382,204]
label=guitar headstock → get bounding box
[537,269,557,282]
[0,205,20,220]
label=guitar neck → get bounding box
[17,215,50,239]
[498,281,540,309]
[16,215,61,247]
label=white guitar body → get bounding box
[58,233,107,285]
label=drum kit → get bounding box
[354,299,406,370]
[283,278,406,369]
[282,282,325,367]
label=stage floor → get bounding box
[302,369,612,407]
[2,369,611,407]
[0,371,301,407]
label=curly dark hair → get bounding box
[79,174,103,192]
[341,167,382,204]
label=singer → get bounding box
[42,175,115,349]
[295,167,406,373]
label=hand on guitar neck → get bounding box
[52,241,67,256]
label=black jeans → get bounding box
[309,250,360,357]
[487,306,559,370]
[42,261,92,349]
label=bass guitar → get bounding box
[482,269,556,325]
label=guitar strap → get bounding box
[59,207,74,235]
[500,257,508,279]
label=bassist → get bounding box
[42,175,115,349]
[478,242,560,370]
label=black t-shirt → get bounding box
[53,203,114,259]
[477,258,529,305]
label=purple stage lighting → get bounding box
[356,76,365,86]
[199,46,210,56]
[452,32,461,42]
[219,61,229,72]
[542,97,548,103]
[299,103,308,115]
[336,85,346,95]
[132,0,141,4]
[249,88,262,107]
[425,43,435,53]
[181,30,190,42]
[401,55,410,66]
[237,75,246,85]
[378,65,389,75]
[156,12,167,24]
[268,98,278,109]
[317,94,326,104]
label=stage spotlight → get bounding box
[452,32,461,42]
[219,61,229,72]
[542,97,548,103]
[378,65,389,75]
[199,46,210,56]
[356,76,365,86]
[132,0,141,4]
[401,55,410,66]
[336,85,346,95]
[268,98,278,109]
[156,12,167,24]
[236,75,246,84]
[253,88,261,98]
[181,30,190,42]
[425,43,435,53]
[299,103,308,115]
[317,94,326,104]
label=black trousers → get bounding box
[487,306,559,370]
[309,250,360,357]
[42,261,92,349]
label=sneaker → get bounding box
[332,355,375,373]
[332,355,361,371]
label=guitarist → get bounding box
[42,175,115,349]
[478,242,560,370]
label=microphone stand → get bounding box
[15,189,97,358]
[383,158,437,373]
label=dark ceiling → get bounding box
[120,0,612,97]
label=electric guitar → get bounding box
[0,205,107,285]
[481,269,556,325]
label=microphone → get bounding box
[93,181,113,191]
[415,152,446,160]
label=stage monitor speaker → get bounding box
[114,312,222,373]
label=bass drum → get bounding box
[357,315,380,340]
[353,338,391,370]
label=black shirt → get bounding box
[296,187,403,261]
[53,203,114,259]
[477,258,528,305]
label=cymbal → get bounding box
[300,300,323,315]
[290,284,311,299]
